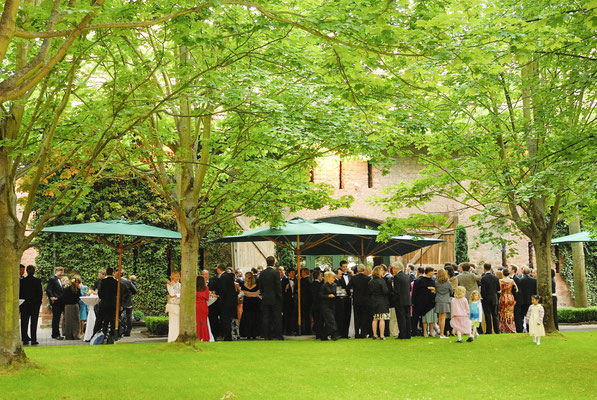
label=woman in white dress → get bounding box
[166,272,181,342]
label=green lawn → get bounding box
[2,332,596,399]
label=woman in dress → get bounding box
[368,266,390,340]
[166,271,181,342]
[320,271,339,340]
[435,268,453,338]
[60,275,82,340]
[413,267,437,337]
[239,271,261,339]
[78,281,89,338]
[195,275,210,342]
[498,269,518,333]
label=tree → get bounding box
[111,10,387,340]
[1,0,423,361]
[374,0,596,332]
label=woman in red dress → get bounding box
[498,269,518,333]
[196,275,210,341]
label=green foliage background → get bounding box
[32,177,232,316]
[455,224,470,264]
[554,223,597,306]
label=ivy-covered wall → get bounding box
[554,224,597,306]
[32,177,231,316]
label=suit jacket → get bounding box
[347,273,370,307]
[311,280,322,310]
[218,272,238,309]
[457,271,481,300]
[299,277,312,308]
[20,275,43,308]
[512,274,522,303]
[259,267,282,306]
[119,278,137,308]
[480,273,500,303]
[337,273,352,297]
[281,276,297,306]
[519,275,537,305]
[392,271,412,307]
[98,277,118,308]
[45,275,64,300]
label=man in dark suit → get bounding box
[347,264,371,338]
[480,263,500,334]
[217,265,237,341]
[46,267,65,339]
[298,268,312,335]
[282,268,297,335]
[207,269,222,339]
[116,269,137,337]
[337,261,352,338]
[392,262,412,339]
[98,267,118,341]
[519,266,537,331]
[259,256,283,340]
[20,265,43,345]
[310,269,324,339]
[510,265,523,332]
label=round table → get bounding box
[80,296,100,341]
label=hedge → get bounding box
[557,307,597,324]
[145,316,169,335]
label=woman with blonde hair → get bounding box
[240,271,261,339]
[435,268,453,338]
[166,271,181,342]
[368,266,390,340]
[320,271,340,340]
[60,275,82,340]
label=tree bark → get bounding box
[0,146,26,365]
[569,217,588,307]
[177,218,199,342]
[532,237,557,332]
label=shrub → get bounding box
[455,224,469,264]
[133,310,144,322]
[145,316,169,335]
[557,307,597,323]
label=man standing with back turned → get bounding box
[259,256,283,340]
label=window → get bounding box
[339,161,344,189]
[367,162,373,188]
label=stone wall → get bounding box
[232,156,534,270]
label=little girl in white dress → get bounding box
[525,295,545,345]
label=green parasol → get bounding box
[42,220,181,339]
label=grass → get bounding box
[2,332,597,400]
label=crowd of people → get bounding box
[18,264,138,345]
[193,257,551,344]
[17,255,551,346]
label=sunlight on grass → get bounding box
[2,332,596,399]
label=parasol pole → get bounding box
[297,235,302,336]
[114,234,123,340]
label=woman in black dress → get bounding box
[320,271,340,341]
[60,275,82,340]
[368,266,390,339]
[240,271,261,339]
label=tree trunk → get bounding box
[0,151,26,365]
[532,238,557,332]
[177,222,198,342]
[569,217,588,307]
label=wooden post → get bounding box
[296,235,302,335]
[114,235,123,340]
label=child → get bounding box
[451,286,473,343]
[525,295,545,345]
[469,290,483,339]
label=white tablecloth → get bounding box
[81,296,100,341]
